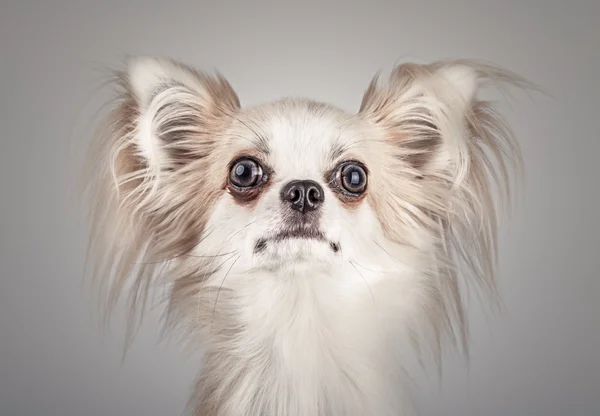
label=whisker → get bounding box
[350,261,400,275]
[198,219,256,325]
[349,261,376,306]
[202,220,256,274]
[210,254,242,328]
[179,251,238,259]
[233,116,269,153]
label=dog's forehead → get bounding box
[267,113,339,176]
[240,100,352,180]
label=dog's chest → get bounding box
[212,277,404,416]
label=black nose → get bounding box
[280,180,324,213]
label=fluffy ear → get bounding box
[359,61,527,183]
[82,57,239,330]
[125,56,240,170]
[360,61,532,353]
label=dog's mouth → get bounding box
[254,227,340,254]
[272,227,326,242]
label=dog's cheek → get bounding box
[155,141,236,258]
[159,172,225,258]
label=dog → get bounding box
[81,56,530,415]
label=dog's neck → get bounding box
[193,266,420,416]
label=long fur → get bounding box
[80,56,533,415]
[359,60,531,357]
[82,59,240,338]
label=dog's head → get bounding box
[84,57,526,353]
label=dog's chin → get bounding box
[251,234,340,273]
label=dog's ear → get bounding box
[358,61,534,187]
[360,61,533,351]
[82,57,239,329]
[124,56,240,171]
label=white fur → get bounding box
[127,56,214,170]
[83,57,531,416]
[191,110,424,414]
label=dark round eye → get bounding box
[229,158,263,188]
[337,162,367,195]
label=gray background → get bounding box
[1,1,598,415]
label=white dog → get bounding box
[82,56,530,415]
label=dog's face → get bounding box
[85,57,523,355]
[202,101,380,276]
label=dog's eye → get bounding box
[229,158,263,188]
[336,162,367,195]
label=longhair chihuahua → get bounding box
[82,56,531,415]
